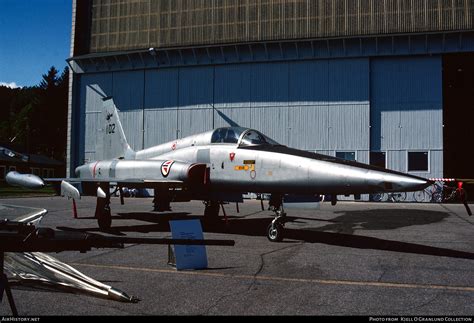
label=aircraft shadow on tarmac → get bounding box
[58,208,474,260]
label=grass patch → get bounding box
[0,183,57,198]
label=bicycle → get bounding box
[413,182,443,203]
[413,188,429,202]
[371,191,406,202]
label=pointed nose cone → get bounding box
[392,175,431,192]
[368,170,431,192]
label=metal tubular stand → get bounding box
[1,252,18,316]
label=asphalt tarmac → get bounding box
[1,196,474,316]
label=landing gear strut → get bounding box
[153,189,172,212]
[95,184,111,230]
[267,195,286,242]
[204,200,220,218]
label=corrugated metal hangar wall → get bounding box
[69,0,474,198]
[73,55,442,181]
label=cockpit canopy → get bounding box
[210,127,279,146]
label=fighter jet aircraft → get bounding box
[7,97,431,242]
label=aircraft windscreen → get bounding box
[211,128,241,144]
[239,129,279,146]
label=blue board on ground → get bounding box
[169,219,208,270]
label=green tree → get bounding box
[30,66,69,160]
[0,66,68,162]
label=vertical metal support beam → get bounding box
[220,46,226,62]
[234,45,240,61]
[114,55,122,69]
[138,52,146,68]
[102,57,109,70]
[191,48,198,64]
[126,54,134,68]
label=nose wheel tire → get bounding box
[267,222,284,242]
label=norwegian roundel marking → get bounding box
[161,160,174,177]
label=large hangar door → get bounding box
[443,53,474,179]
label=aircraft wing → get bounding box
[45,177,184,189]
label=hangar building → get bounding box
[67,0,474,198]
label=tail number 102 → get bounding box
[106,123,116,134]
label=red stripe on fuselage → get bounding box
[92,161,100,178]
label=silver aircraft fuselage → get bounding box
[6,97,433,236]
[76,126,430,196]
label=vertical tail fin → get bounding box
[100,97,135,160]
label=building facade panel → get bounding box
[370,56,442,104]
[77,73,113,164]
[118,110,144,151]
[328,58,369,103]
[400,106,442,150]
[370,55,443,182]
[288,105,329,151]
[178,66,214,109]
[250,106,289,146]
[214,64,252,109]
[288,60,329,105]
[144,109,178,148]
[329,104,370,151]
[178,108,214,139]
[112,70,145,150]
[144,69,179,110]
[370,56,443,153]
[386,150,405,173]
[250,62,289,107]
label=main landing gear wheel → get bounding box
[267,222,284,242]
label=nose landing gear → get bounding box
[267,195,286,242]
